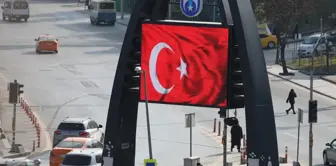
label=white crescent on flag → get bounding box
[149,42,175,94]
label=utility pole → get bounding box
[223,109,228,166]
[120,0,124,19]
[308,19,322,166]
[8,80,24,153]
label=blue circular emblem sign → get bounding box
[180,0,203,17]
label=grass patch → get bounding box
[287,56,336,69]
[286,55,336,74]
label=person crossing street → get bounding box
[286,89,297,115]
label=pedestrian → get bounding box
[230,122,243,152]
[286,89,297,114]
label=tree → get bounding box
[257,0,317,74]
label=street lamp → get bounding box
[134,66,153,159]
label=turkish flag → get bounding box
[140,23,229,107]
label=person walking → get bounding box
[230,122,243,152]
[286,89,297,114]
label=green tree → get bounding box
[257,0,317,74]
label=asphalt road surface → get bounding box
[0,1,333,166]
[0,1,224,165]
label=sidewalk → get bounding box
[198,125,292,166]
[267,65,336,100]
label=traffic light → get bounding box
[123,34,141,92]
[8,80,24,104]
[227,30,244,109]
[18,83,24,95]
[308,100,317,123]
[9,82,18,104]
[218,108,226,118]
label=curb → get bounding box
[267,71,336,101]
[116,21,128,26]
[2,152,31,159]
[320,76,336,85]
[27,150,50,159]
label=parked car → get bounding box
[61,149,103,166]
[50,137,103,166]
[297,34,332,58]
[52,117,104,147]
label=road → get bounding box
[0,1,334,166]
[0,1,224,165]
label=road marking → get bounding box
[32,109,53,151]
[284,132,304,140]
[0,73,9,83]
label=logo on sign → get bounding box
[180,0,203,17]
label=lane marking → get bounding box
[284,132,304,140]
[32,109,53,151]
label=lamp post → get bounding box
[135,66,153,159]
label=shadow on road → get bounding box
[0,20,27,24]
[207,151,235,157]
[84,48,120,55]
[276,120,336,131]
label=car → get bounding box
[0,158,41,166]
[323,139,336,165]
[34,34,59,54]
[259,33,277,49]
[52,117,104,147]
[297,34,332,58]
[61,149,103,166]
[50,137,103,166]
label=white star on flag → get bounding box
[176,58,188,79]
[188,5,193,11]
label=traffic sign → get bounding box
[144,159,157,166]
[180,0,203,17]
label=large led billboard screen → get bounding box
[140,21,229,108]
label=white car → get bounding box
[53,117,105,147]
[297,33,332,57]
[61,149,102,166]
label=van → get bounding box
[1,0,29,22]
[61,149,103,166]
[88,0,116,26]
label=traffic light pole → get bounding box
[10,103,16,152]
[308,50,315,166]
[223,109,228,166]
[8,79,24,153]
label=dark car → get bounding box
[323,139,336,165]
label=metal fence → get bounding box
[285,40,336,75]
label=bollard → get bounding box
[218,121,221,136]
[36,124,40,148]
[21,99,24,108]
[213,118,217,132]
[285,146,288,163]
[32,141,35,152]
[37,137,40,148]
[24,107,28,115]
[240,147,247,164]
[33,117,36,125]
[25,103,29,112]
